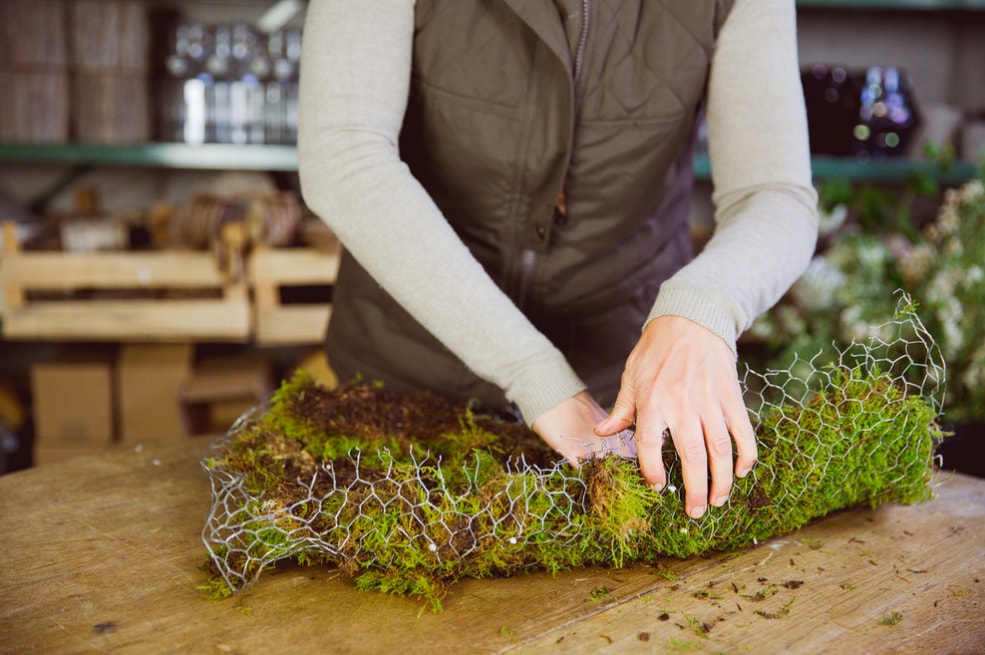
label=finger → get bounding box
[635,421,668,492]
[594,387,637,436]
[704,416,734,508]
[723,386,757,478]
[674,417,709,519]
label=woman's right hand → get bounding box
[532,391,633,465]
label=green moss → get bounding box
[668,636,703,652]
[354,567,450,616]
[880,611,904,626]
[197,578,235,601]
[589,585,612,602]
[202,361,946,611]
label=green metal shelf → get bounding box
[0,143,978,184]
[693,154,978,184]
[808,155,978,182]
[797,0,985,9]
[0,142,299,171]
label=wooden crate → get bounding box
[0,221,251,341]
[249,246,340,345]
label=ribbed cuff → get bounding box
[507,352,587,427]
[646,284,740,358]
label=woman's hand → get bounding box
[532,391,616,466]
[594,315,757,519]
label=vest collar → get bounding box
[501,0,573,78]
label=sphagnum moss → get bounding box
[201,356,945,612]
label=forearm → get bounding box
[649,0,818,351]
[651,185,818,350]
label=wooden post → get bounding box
[1,220,25,310]
[248,247,340,345]
[219,221,247,302]
[251,242,279,331]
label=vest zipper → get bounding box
[573,0,591,82]
[516,1,590,311]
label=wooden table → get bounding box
[2,437,983,655]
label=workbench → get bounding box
[1,437,983,654]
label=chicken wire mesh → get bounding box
[200,297,947,609]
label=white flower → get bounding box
[749,316,776,340]
[926,269,955,304]
[936,206,960,237]
[840,305,877,342]
[936,295,965,358]
[958,179,984,203]
[792,257,846,312]
[965,265,983,286]
[899,243,933,284]
[777,305,807,336]
[857,241,889,273]
[961,345,985,393]
[817,204,848,237]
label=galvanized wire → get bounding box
[202,297,945,598]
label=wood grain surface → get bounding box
[1,437,982,654]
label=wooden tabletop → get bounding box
[1,437,983,655]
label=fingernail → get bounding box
[711,495,728,507]
[651,482,664,493]
[736,466,750,478]
[688,505,706,519]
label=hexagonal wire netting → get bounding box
[201,296,946,601]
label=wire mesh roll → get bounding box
[200,296,948,611]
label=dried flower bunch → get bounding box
[750,171,985,424]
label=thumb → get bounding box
[594,388,636,436]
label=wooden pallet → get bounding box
[249,245,340,345]
[0,221,251,341]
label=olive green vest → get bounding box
[327,0,735,415]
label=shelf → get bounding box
[797,0,985,9]
[1,143,977,184]
[808,156,978,183]
[694,154,978,185]
[0,142,299,172]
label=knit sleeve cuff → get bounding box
[646,284,740,358]
[506,353,587,427]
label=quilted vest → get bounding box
[327,0,736,414]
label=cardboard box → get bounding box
[31,355,115,465]
[116,343,194,443]
[177,353,274,437]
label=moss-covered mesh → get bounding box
[201,299,947,610]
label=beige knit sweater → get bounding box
[297,0,819,423]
